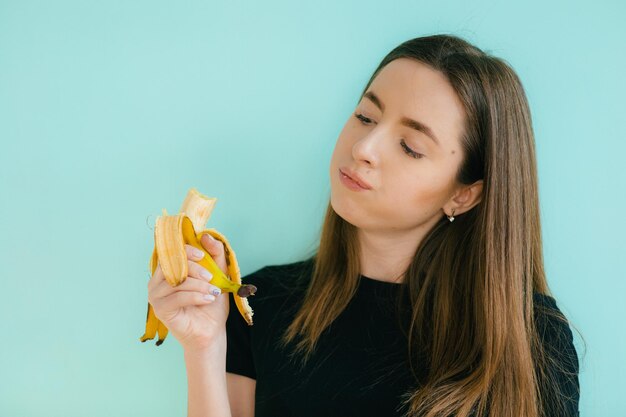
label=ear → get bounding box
[444,180,483,217]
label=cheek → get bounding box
[386,171,448,216]
[335,121,358,150]
[330,133,353,167]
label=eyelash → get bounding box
[353,113,424,159]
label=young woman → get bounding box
[147,34,580,417]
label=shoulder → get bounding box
[532,291,561,312]
[532,292,578,360]
[532,292,575,345]
[532,292,580,415]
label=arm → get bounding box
[185,332,257,417]
[224,275,257,417]
[185,331,232,417]
[227,372,256,417]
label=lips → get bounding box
[339,168,373,190]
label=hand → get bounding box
[147,234,230,351]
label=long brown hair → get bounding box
[280,33,571,417]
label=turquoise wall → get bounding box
[1,0,623,415]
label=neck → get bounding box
[357,227,426,284]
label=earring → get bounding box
[447,208,456,222]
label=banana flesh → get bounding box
[140,188,255,346]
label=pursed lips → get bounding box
[339,168,373,190]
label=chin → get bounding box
[330,189,363,228]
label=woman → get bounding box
[147,34,580,417]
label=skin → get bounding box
[329,58,483,283]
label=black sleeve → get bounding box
[533,293,580,416]
[225,288,256,380]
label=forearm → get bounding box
[184,332,231,417]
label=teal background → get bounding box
[1,0,624,415]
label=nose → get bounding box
[351,129,383,167]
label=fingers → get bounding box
[148,240,226,310]
[151,274,221,299]
[185,243,206,262]
[184,260,222,296]
[187,258,214,283]
[150,257,223,299]
[147,264,164,292]
[200,234,225,258]
[157,288,218,311]
[183,241,225,269]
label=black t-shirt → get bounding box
[226,258,580,416]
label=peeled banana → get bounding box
[140,188,256,346]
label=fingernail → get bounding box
[204,294,215,301]
[212,288,221,296]
[200,268,212,280]
[193,248,204,258]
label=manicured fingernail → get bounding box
[212,288,221,296]
[204,294,215,301]
[193,248,204,258]
[200,268,212,280]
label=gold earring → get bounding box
[447,208,456,222]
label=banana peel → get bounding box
[140,188,255,346]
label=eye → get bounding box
[400,139,424,159]
[354,112,372,125]
[354,113,425,160]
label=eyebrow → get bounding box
[363,90,441,146]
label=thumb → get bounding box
[200,233,218,252]
[200,233,228,274]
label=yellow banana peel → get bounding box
[140,188,255,346]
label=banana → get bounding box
[140,188,256,346]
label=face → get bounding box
[329,58,467,234]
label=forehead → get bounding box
[365,58,466,152]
